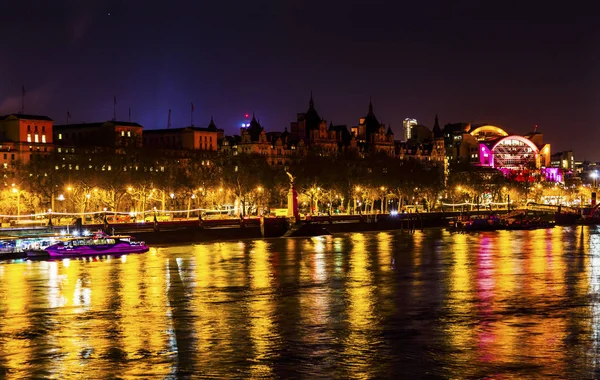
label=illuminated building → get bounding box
[442,122,480,164]
[396,115,445,166]
[0,114,53,166]
[474,125,555,181]
[403,118,417,141]
[550,151,574,172]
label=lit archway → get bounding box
[491,135,539,169]
[470,125,509,141]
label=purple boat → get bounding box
[45,233,149,258]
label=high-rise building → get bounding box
[403,118,417,141]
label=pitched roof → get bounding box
[245,113,264,141]
[207,117,218,131]
[143,126,217,134]
[54,120,143,129]
[432,114,442,138]
[363,100,381,135]
[0,113,53,121]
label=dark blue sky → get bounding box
[1,1,598,158]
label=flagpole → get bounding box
[191,103,194,126]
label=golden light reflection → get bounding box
[409,231,425,300]
[0,261,31,374]
[343,233,375,378]
[446,232,474,358]
[248,240,277,378]
[0,227,597,377]
[191,243,235,371]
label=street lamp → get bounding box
[354,186,361,214]
[256,186,263,216]
[591,171,598,207]
[11,187,20,217]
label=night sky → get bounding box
[1,1,598,158]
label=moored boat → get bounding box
[44,232,149,258]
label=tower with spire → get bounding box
[355,98,382,142]
[290,92,323,140]
[351,99,395,156]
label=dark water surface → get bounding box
[1,227,600,378]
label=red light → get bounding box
[245,114,249,118]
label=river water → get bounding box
[1,227,600,378]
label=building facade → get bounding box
[0,114,54,176]
[143,119,221,152]
[54,120,143,150]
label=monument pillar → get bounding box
[285,171,299,223]
[287,184,299,222]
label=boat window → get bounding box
[107,239,115,244]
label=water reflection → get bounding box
[1,228,600,377]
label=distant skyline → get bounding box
[1,1,598,158]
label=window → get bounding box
[11,154,14,160]
[58,148,62,153]
[27,134,31,142]
[127,131,131,137]
[42,126,45,133]
[58,133,62,140]
[34,134,39,143]
[121,131,125,136]
[34,125,38,132]
[42,134,46,143]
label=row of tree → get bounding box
[0,148,569,217]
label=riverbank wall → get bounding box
[0,209,523,245]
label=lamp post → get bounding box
[355,186,361,214]
[57,193,65,224]
[256,186,263,216]
[11,187,20,217]
[170,193,175,219]
[591,171,598,207]
[187,193,196,219]
[84,193,91,224]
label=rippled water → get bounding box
[1,227,600,378]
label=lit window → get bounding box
[58,133,62,140]
[34,134,39,143]
[108,165,112,171]
[42,135,46,143]
[127,131,131,137]
[121,131,125,136]
[27,134,31,142]
[58,148,62,153]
